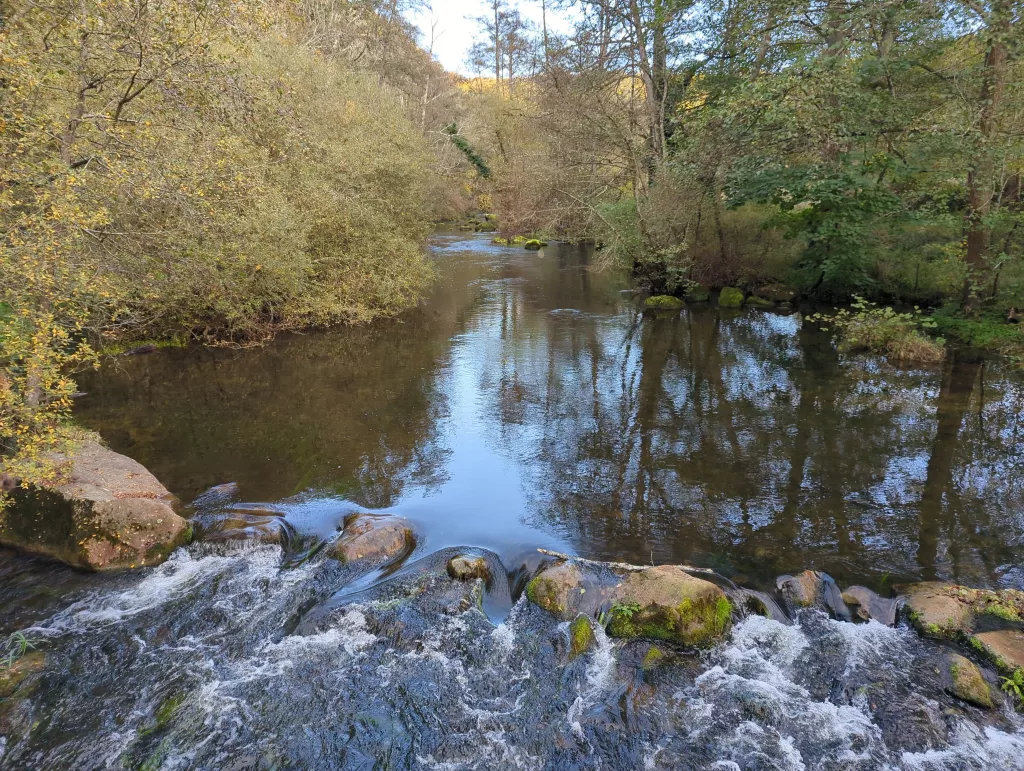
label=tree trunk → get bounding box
[963,2,1010,313]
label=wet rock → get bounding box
[0,441,190,571]
[0,651,45,698]
[971,629,1024,677]
[898,582,974,639]
[842,586,899,626]
[201,513,286,545]
[640,645,665,670]
[331,514,413,565]
[447,555,490,582]
[525,561,586,618]
[753,284,798,304]
[524,239,548,251]
[568,616,595,661]
[718,287,745,308]
[746,295,775,309]
[644,295,683,311]
[944,653,994,709]
[778,570,850,620]
[607,565,731,648]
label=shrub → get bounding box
[810,298,946,364]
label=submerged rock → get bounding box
[945,653,994,709]
[718,287,745,308]
[0,441,190,571]
[447,554,490,582]
[644,295,683,311]
[0,652,45,699]
[842,585,899,626]
[898,582,974,639]
[746,295,775,309]
[524,239,548,251]
[331,514,414,565]
[527,560,731,648]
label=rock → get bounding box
[0,651,45,698]
[898,582,974,639]
[842,586,899,626]
[0,441,191,571]
[524,239,548,251]
[971,629,1024,677]
[447,555,490,582]
[568,616,595,661]
[753,284,798,304]
[607,565,731,648]
[778,570,850,620]
[746,295,775,309]
[718,287,745,308]
[644,295,683,311]
[200,513,286,545]
[641,645,666,670]
[683,285,711,303]
[331,514,413,565]
[525,561,585,618]
[945,653,994,708]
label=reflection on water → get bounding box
[75,233,1024,590]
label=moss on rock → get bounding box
[568,616,596,661]
[718,287,745,307]
[946,654,994,709]
[524,239,548,251]
[644,295,684,311]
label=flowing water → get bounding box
[2,232,1024,769]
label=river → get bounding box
[1,232,1023,768]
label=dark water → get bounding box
[73,233,1024,591]
[2,233,1024,770]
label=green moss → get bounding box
[984,604,1022,622]
[608,596,731,648]
[102,337,189,356]
[684,286,711,303]
[746,296,775,308]
[641,646,665,670]
[492,237,509,245]
[644,295,684,310]
[568,616,595,661]
[931,306,1024,361]
[718,287,745,308]
[526,576,564,615]
[524,239,548,251]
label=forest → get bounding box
[1,0,1022,488]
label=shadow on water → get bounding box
[1,233,1023,769]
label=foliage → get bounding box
[810,298,946,364]
[444,124,492,179]
[1,0,464,493]
[1,631,38,670]
[1001,670,1024,706]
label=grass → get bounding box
[930,305,1024,363]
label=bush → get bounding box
[811,298,946,364]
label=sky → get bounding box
[412,0,574,75]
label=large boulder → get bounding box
[842,585,899,626]
[777,569,850,620]
[644,295,683,311]
[753,284,798,304]
[972,629,1024,678]
[526,560,731,648]
[0,441,190,571]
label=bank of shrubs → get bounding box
[0,0,461,489]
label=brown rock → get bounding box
[447,555,490,582]
[898,582,973,638]
[753,284,798,304]
[0,651,46,698]
[972,629,1024,675]
[525,562,586,618]
[331,515,413,565]
[0,441,190,571]
[778,570,824,608]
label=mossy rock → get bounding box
[970,629,1024,680]
[607,566,731,648]
[718,287,745,308]
[525,562,584,618]
[447,555,490,582]
[491,237,510,245]
[946,654,994,709]
[331,514,414,566]
[897,582,974,639]
[644,295,684,311]
[568,616,596,661]
[524,239,548,251]
[641,645,666,670]
[746,296,775,308]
